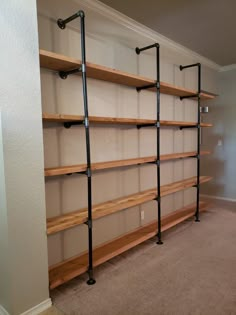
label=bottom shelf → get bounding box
[49,201,208,289]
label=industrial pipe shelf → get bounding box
[41,10,216,288]
[49,201,208,289]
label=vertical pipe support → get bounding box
[58,11,96,285]
[180,63,201,222]
[155,45,163,244]
[135,43,163,244]
[79,13,96,285]
[196,64,201,222]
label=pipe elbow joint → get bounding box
[78,10,85,18]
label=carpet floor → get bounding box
[51,199,236,315]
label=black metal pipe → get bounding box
[180,63,200,71]
[136,83,157,92]
[58,11,95,283]
[135,43,162,244]
[137,123,156,129]
[136,43,159,55]
[180,94,198,100]
[59,68,82,79]
[155,45,163,244]
[196,64,201,222]
[57,10,85,29]
[64,121,83,129]
[179,125,198,130]
[179,63,201,222]
[78,14,96,285]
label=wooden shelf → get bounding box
[49,201,208,289]
[47,176,211,235]
[43,113,212,128]
[45,151,210,177]
[43,113,155,126]
[40,50,216,100]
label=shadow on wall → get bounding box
[202,182,225,197]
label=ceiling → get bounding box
[99,0,236,66]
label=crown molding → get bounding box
[219,64,236,72]
[74,0,221,71]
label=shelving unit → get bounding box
[40,10,216,289]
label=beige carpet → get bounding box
[51,200,236,315]
[40,306,64,315]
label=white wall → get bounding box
[201,69,236,200]
[0,1,49,314]
[37,0,219,266]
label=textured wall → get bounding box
[201,69,236,199]
[37,0,218,267]
[0,0,49,314]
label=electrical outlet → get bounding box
[217,139,223,146]
[141,210,145,220]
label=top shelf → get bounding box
[40,50,217,100]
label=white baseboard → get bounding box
[1,299,51,315]
[0,305,10,315]
[201,194,236,203]
[20,299,52,315]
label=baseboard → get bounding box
[20,299,52,315]
[1,299,51,315]
[0,305,10,315]
[201,194,236,203]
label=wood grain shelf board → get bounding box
[40,50,216,100]
[43,113,156,125]
[42,113,212,128]
[47,176,211,235]
[49,201,208,289]
[45,151,210,177]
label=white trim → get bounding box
[201,194,236,203]
[20,299,52,315]
[74,0,220,71]
[0,305,10,315]
[219,64,236,72]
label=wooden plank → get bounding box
[43,113,213,128]
[40,50,216,100]
[159,175,211,197]
[49,201,208,289]
[47,176,212,235]
[161,120,212,127]
[42,113,155,125]
[161,150,210,161]
[43,113,84,123]
[45,151,210,177]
